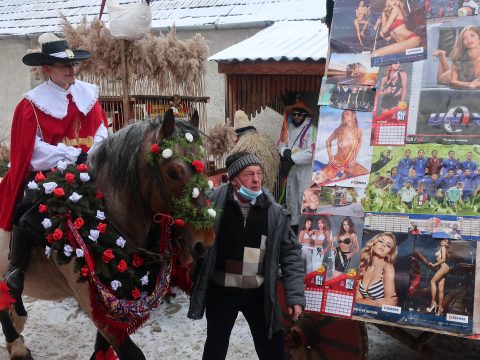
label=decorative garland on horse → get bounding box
[15,130,216,340]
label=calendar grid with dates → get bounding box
[373,124,406,145]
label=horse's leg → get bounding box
[116,336,146,360]
[0,309,32,359]
[89,330,111,360]
[92,330,146,360]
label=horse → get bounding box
[0,109,215,359]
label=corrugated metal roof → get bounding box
[209,20,328,62]
[0,0,326,37]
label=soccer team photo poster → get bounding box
[312,106,373,189]
[363,144,480,216]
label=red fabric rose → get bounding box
[46,234,54,244]
[0,282,16,310]
[97,223,107,234]
[77,164,88,172]
[51,168,57,173]
[191,160,205,173]
[150,143,160,155]
[95,347,117,360]
[174,219,185,227]
[132,255,144,268]
[73,217,85,230]
[34,171,46,182]
[53,188,65,197]
[52,229,63,241]
[65,173,75,184]
[102,249,115,264]
[81,265,89,277]
[132,287,140,300]
[96,190,103,199]
[38,204,48,213]
[117,260,128,273]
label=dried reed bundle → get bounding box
[60,16,209,97]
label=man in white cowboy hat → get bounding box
[277,100,316,229]
[231,110,280,192]
[0,34,108,318]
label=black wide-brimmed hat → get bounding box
[22,39,91,66]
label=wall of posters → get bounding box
[307,0,480,336]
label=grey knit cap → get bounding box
[226,153,262,179]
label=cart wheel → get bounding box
[278,282,368,360]
[285,314,368,360]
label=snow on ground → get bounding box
[0,292,256,360]
[0,293,479,360]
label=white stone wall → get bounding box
[0,37,35,142]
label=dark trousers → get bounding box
[203,284,284,360]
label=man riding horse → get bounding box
[0,33,108,323]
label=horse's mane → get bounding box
[89,119,201,196]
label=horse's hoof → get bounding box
[6,335,33,360]
[9,308,27,334]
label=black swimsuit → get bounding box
[335,237,352,272]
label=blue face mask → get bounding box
[236,178,262,201]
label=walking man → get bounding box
[188,152,305,360]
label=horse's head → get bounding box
[139,109,215,260]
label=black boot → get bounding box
[4,225,31,299]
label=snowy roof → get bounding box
[0,0,326,37]
[209,20,328,62]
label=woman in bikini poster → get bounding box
[312,107,373,188]
[369,0,427,66]
[353,228,416,323]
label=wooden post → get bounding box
[120,40,130,127]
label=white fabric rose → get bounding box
[64,244,73,257]
[56,160,68,171]
[192,187,200,198]
[207,180,214,189]
[41,218,52,229]
[140,272,150,286]
[43,182,58,194]
[207,208,216,218]
[79,173,90,182]
[27,181,39,190]
[96,210,106,221]
[116,236,126,248]
[89,229,100,242]
[45,246,52,258]
[185,132,194,142]
[110,280,122,291]
[75,248,84,258]
[162,148,173,159]
[69,192,82,203]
